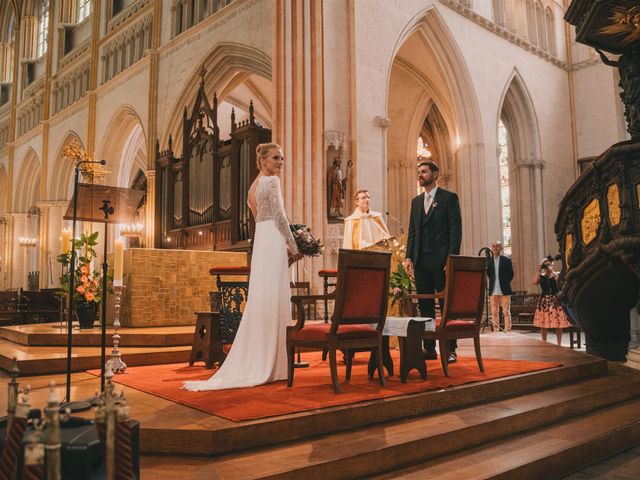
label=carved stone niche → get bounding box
[325,130,349,223]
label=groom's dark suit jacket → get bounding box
[406,188,462,270]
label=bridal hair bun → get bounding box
[256,142,281,169]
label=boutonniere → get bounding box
[431,201,438,209]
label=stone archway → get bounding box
[385,7,484,253]
[49,131,85,201]
[161,42,272,153]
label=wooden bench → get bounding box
[510,293,539,329]
[0,290,22,326]
[20,290,61,324]
[0,289,62,326]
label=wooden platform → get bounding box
[2,333,640,479]
[0,324,193,375]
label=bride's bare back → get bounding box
[247,177,260,219]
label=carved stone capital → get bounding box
[325,130,346,150]
[375,116,391,129]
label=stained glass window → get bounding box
[498,120,512,256]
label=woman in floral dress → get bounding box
[532,258,572,346]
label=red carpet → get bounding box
[91,351,561,422]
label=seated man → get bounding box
[343,189,391,249]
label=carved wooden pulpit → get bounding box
[559,1,640,361]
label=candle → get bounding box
[60,229,72,255]
[114,239,124,286]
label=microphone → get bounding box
[478,247,493,258]
[385,211,404,234]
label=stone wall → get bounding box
[120,248,246,327]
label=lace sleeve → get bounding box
[263,176,298,254]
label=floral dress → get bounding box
[533,275,572,329]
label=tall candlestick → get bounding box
[113,240,123,287]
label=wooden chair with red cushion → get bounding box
[287,249,392,393]
[405,255,487,377]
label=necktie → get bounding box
[424,193,432,215]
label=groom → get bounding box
[403,160,462,362]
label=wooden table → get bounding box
[367,317,434,383]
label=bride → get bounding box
[183,143,301,391]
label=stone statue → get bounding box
[327,152,347,219]
[597,42,640,139]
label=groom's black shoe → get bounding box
[423,349,437,360]
[447,351,457,364]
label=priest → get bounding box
[343,189,391,249]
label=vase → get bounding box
[76,301,98,329]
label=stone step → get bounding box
[0,338,191,375]
[371,398,640,479]
[0,324,194,347]
[140,355,607,456]
[138,365,640,479]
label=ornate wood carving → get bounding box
[581,198,600,245]
[155,67,271,251]
[607,183,621,226]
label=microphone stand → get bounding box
[385,211,404,234]
[60,159,106,413]
[478,247,505,333]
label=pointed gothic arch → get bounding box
[497,70,544,291]
[385,6,485,251]
[15,148,40,212]
[98,105,148,187]
[160,42,272,152]
[49,131,84,200]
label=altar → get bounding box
[119,248,246,327]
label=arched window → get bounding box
[545,7,556,56]
[535,2,547,52]
[497,119,512,256]
[78,0,92,23]
[37,0,49,57]
[416,136,432,159]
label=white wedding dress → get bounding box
[183,175,298,391]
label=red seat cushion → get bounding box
[290,323,378,341]
[443,320,477,332]
[432,318,476,332]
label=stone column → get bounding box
[0,42,11,83]
[144,169,156,248]
[7,214,28,289]
[273,0,325,287]
[37,201,69,288]
[0,217,8,290]
[456,141,487,255]
[21,17,38,61]
[60,0,78,24]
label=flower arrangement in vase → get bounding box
[58,231,103,329]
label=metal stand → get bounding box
[62,159,105,411]
[108,285,127,373]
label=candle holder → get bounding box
[108,285,127,374]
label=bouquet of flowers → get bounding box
[58,231,103,304]
[290,223,324,258]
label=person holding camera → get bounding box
[531,256,571,346]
